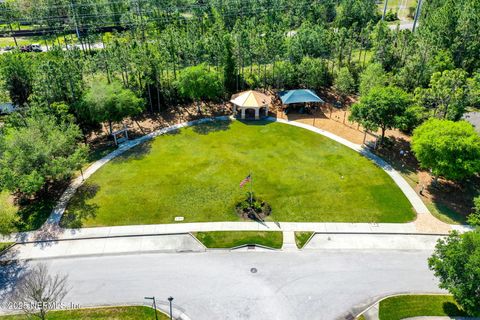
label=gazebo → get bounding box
[230,90,271,120]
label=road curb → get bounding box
[9,230,449,246]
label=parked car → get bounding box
[31,44,42,52]
[20,45,32,52]
[20,44,42,52]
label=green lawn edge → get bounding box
[378,295,468,320]
[0,242,14,253]
[193,231,283,249]
[63,120,415,227]
[0,306,169,320]
[294,231,314,249]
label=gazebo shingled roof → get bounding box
[230,90,271,108]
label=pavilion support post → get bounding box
[265,106,268,117]
[233,104,237,117]
[255,108,260,120]
[241,108,246,119]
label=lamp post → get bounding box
[144,296,158,320]
[168,296,174,319]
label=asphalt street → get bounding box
[0,250,442,320]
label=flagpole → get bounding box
[250,171,253,205]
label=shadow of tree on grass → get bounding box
[192,120,232,135]
[442,301,468,317]
[114,140,153,163]
[60,183,100,229]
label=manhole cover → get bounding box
[250,267,257,273]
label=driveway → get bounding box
[0,250,442,320]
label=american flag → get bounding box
[239,174,251,188]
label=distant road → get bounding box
[0,42,104,54]
[0,249,442,319]
[388,20,416,30]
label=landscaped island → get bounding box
[0,306,168,320]
[378,295,467,320]
[62,120,414,227]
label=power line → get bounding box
[1,1,304,32]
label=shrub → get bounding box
[467,196,480,226]
[384,10,398,22]
[235,192,271,220]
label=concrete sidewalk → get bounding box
[1,232,446,261]
[303,233,443,251]
[1,234,205,261]
[2,220,446,244]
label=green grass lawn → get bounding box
[295,231,314,249]
[62,120,414,227]
[0,242,14,253]
[194,231,283,249]
[0,188,57,232]
[427,202,467,225]
[379,295,468,320]
[0,306,168,319]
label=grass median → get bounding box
[0,242,14,253]
[378,295,468,320]
[294,231,314,249]
[0,306,168,320]
[193,231,283,249]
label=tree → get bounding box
[419,0,480,73]
[396,105,429,134]
[411,119,480,181]
[297,57,330,90]
[0,108,88,196]
[349,86,411,144]
[0,53,34,106]
[176,64,223,113]
[222,35,237,94]
[81,78,144,134]
[10,263,69,320]
[370,21,398,71]
[273,60,297,89]
[334,67,355,102]
[415,69,471,121]
[287,21,331,64]
[428,229,480,316]
[335,0,378,31]
[467,196,480,226]
[359,63,386,96]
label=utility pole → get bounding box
[69,0,83,51]
[382,0,389,21]
[412,0,423,33]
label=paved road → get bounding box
[0,42,103,54]
[0,250,442,320]
[388,21,416,30]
